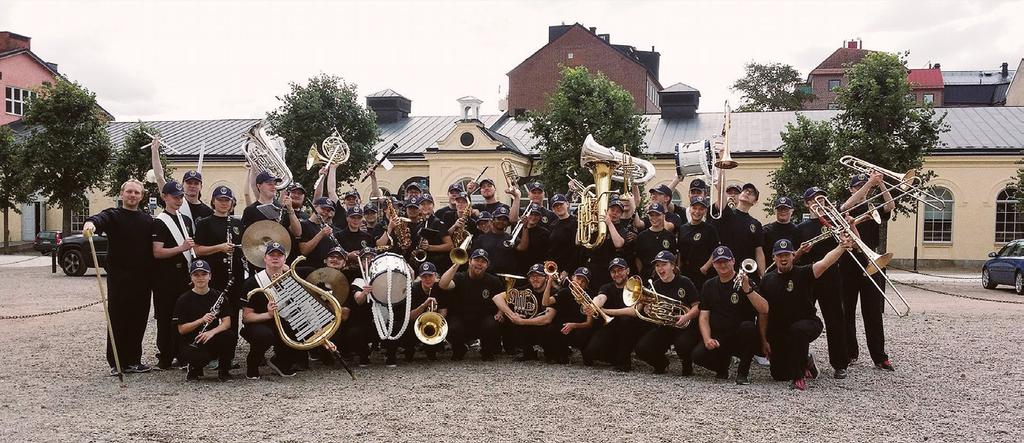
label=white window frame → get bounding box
[71,210,89,232]
[828,79,841,91]
[5,86,35,116]
[922,187,953,243]
[995,188,1024,244]
[923,93,935,104]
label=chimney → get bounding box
[366,89,412,124]
[589,27,597,34]
[0,31,31,52]
[933,63,940,70]
[658,83,701,119]
[1002,62,1009,78]
[844,38,861,49]
[548,24,573,42]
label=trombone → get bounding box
[414,287,447,345]
[838,155,945,212]
[710,101,738,219]
[505,217,526,247]
[809,195,910,317]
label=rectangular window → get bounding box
[923,187,953,243]
[995,190,1024,243]
[828,79,841,91]
[71,211,89,232]
[923,93,934,104]
[5,86,35,116]
[827,103,840,110]
[567,52,574,59]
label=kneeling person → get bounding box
[239,242,302,379]
[174,260,237,381]
[633,251,701,375]
[493,263,557,361]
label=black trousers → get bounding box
[543,323,595,360]
[106,273,151,368]
[842,268,889,364]
[333,320,374,359]
[768,318,823,381]
[814,267,848,370]
[635,325,682,370]
[505,323,549,356]
[673,327,702,372]
[240,322,301,371]
[446,314,501,357]
[583,317,647,369]
[179,331,237,373]
[153,280,188,364]
[382,323,443,359]
[691,320,758,376]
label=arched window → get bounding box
[922,187,953,243]
[995,188,1024,243]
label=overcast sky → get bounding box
[3,0,1022,121]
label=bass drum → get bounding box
[674,139,712,178]
[367,252,411,304]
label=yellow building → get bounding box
[4,96,1023,268]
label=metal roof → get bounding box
[106,119,261,158]
[942,70,1016,85]
[661,82,700,93]
[367,89,408,98]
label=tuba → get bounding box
[242,121,293,190]
[576,134,617,249]
[623,276,691,328]
[414,287,447,345]
[498,273,539,319]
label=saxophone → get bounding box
[449,203,471,249]
[382,198,412,254]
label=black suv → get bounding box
[56,233,108,276]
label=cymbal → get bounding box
[241,220,292,268]
[308,267,350,305]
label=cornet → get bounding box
[733,258,758,292]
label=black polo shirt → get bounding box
[634,227,677,275]
[710,206,764,265]
[152,213,194,288]
[471,232,517,276]
[194,215,245,294]
[547,215,581,274]
[699,277,756,338]
[442,271,503,319]
[298,219,341,269]
[762,221,798,255]
[598,282,627,310]
[677,222,720,283]
[651,274,700,306]
[552,286,589,324]
[760,265,818,337]
[173,288,229,344]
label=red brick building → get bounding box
[506,23,663,116]
[801,40,873,110]
[907,67,944,106]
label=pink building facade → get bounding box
[0,31,60,126]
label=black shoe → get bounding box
[876,359,896,372]
[480,353,495,362]
[652,363,668,375]
[125,363,152,374]
[171,359,187,370]
[681,365,694,377]
[557,356,570,365]
[267,358,296,377]
[735,374,750,385]
[426,351,438,361]
[806,354,819,379]
[246,365,260,380]
[715,370,730,380]
[385,356,397,367]
[218,371,233,382]
[109,367,122,377]
[834,368,849,379]
[155,360,172,371]
[358,355,370,367]
[515,351,538,362]
[185,365,202,381]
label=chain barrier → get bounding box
[0,300,103,320]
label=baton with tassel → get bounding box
[85,229,125,385]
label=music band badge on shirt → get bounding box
[821,226,829,234]
[232,226,240,235]
[678,288,685,299]
[787,280,794,292]
[542,216,549,224]
[749,224,756,233]
[662,239,671,249]
[482,289,490,299]
[693,233,702,241]
[361,240,368,247]
[730,292,739,304]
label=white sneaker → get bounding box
[754,355,771,366]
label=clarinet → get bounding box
[191,219,236,347]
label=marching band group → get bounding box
[82,123,918,392]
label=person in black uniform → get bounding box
[839,171,897,371]
[710,182,767,281]
[761,237,851,390]
[408,262,446,361]
[583,258,646,372]
[174,259,236,381]
[240,171,301,242]
[297,197,341,269]
[239,242,302,379]
[546,194,581,282]
[493,263,557,361]
[634,251,701,374]
[83,179,156,375]
[633,203,677,277]
[435,183,463,227]
[523,182,557,229]
[332,247,375,367]
[417,194,454,271]
[194,186,245,297]
[518,205,551,276]
[677,196,719,289]
[763,196,798,255]
[692,246,769,385]
[438,249,505,361]
[794,186,850,379]
[337,206,384,268]
[471,206,528,275]
[636,184,683,232]
[542,267,596,364]
[285,183,310,221]
[470,178,505,215]
[667,177,706,223]
[584,197,631,289]
[365,261,442,367]
[362,203,386,241]
[151,181,195,370]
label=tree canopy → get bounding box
[731,61,813,112]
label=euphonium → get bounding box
[450,234,473,265]
[577,134,616,249]
[414,288,447,345]
[623,276,691,328]
[242,121,293,190]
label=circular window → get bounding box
[460,132,475,147]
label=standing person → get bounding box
[437,249,505,361]
[518,205,551,276]
[83,179,156,376]
[150,137,213,228]
[677,196,719,289]
[582,258,647,372]
[492,263,557,361]
[546,194,581,282]
[470,178,504,214]
[418,194,454,271]
[436,183,463,227]
[297,197,341,269]
[151,181,196,370]
[692,246,769,385]
[584,197,631,289]
[794,186,849,378]
[633,251,701,374]
[285,183,310,221]
[710,182,767,280]
[542,267,596,364]
[763,197,799,255]
[471,206,528,276]
[635,185,683,232]
[667,176,706,223]
[839,171,897,371]
[240,171,301,239]
[193,185,245,341]
[523,182,557,228]
[173,259,236,381]
[633,203,677,277]
[760,237,851,390]
[239,242,302,379]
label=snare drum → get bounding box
[367,253,411,304]
[674,140,712,178]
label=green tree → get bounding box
[521,66,648,192]
[731,62,813,112]
[833,51,946,217]
[266,73,380,190]
[0,126,32,253]
[765,114,841,216]
[104,122,171,201]
[21,79,114,234]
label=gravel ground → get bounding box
[0,262,1022,442]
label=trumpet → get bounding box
[543,261,558,277]
[838,155,945,211]
[414,287,447,345]
[733,258,758,292]
[570,279,612,323]
[623,276,691,328]
[450,234,473,265]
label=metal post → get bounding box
[913,200,920,271]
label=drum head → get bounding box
[368,253,410,304]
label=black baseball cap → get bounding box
[448,183,464,193]
[265,241,286,256]
[287,182,306,193]
[162,181,184,197]
[689,179,707,191]
[573,267,591,281]
[182,170,203,183]
[493,205,511,219]
[362,203,378,214]
[479,178,495,187]
[775,197,794,209]
[526,182,544,192]
[418,262,438,275]
[527,263,545,276]
[608,257,628,270]
[741,183,759,198]
[470,248,489,261]
[255,171,281,185]
[773,239,796,256]
[346,206,363,217]
[652,250,676,264]
[189,259,212,274]
[690,196,709,208]
[649,184,673,196]
[212,185,235,201]
[406,182,422,192]
[327,246,345,257]
[711,246,734,262]
[725,184,742,194]
[404,197,420,208]
[477,211,493,222]
[419,193,434,203]
[647,203,666,214]
[803,186,826,201]
[314,196,334,208]
[850,173,870,188]
[551,194,568,205]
